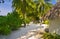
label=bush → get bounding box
[0,11,23,35]
[43,33,60,39]
[7,12,22,30]
[42,20,49,24]
[0,16,11,35]
[0,25,11,35]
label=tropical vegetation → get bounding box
[43,32,60,39]
[0,0,53,35]
[0,11,22,35]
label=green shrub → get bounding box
[43,20,49,24]
[0,25,11,35]
[0,16,11,35]
[43,33,60,39]
[0,11,23,35]
[7,14,22,30]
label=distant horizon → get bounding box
[0,0,57,16]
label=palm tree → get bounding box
[12,0,52,24]
[34,0,52,22]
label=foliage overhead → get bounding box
[12,0,52,23]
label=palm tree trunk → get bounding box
[23,13,26,27]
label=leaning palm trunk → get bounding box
[22,0,27,27]
[23,13,26,27]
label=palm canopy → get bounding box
[12,0,52,23]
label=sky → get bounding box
[0,0,12,15]
[51,0,56,4]
[0,0,57,15]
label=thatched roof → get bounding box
[45,2,60,19]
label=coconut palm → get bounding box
[12,0,52,24]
